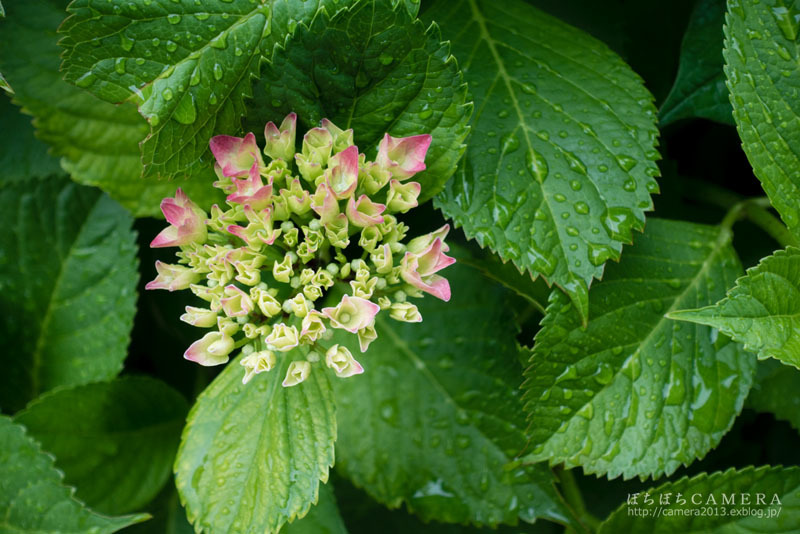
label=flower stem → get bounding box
[720,197,800,248]
[554,465,600,533]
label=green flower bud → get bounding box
[282,360,311,387]
[273,253,294,283]
[240,350,276,384]
[265,323,300,352]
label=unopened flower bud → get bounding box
[282,360,311,387]
[325,344,364,377]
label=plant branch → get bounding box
[720,197,800,248]
[554,465,600,533]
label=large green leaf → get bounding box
[523,219,754,479]
[14,377,188,515]
[335,479,562,534]
[450,243,550,315]
[0,0,222,216]
[284,483,349,534]
[249,0,471,201]
[0,177,138,413]
[660,0,733,126]
[724,0,800,238]
[331,263,573,528]
[0,95,62,185]
[175,354,336,534]
[426,0,660,321]
[0,415,148,532]
[59,0,353,180]
[670,246,800,369]
[125,480,194,534]
[747,359,800,431]
[598,465,800,532]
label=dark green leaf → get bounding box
[284,483,349,534]
[332,263,573,528]
[451,245,550,315]
[0,95,62,185]
[335,477,562,534]
[0,415,148,532]
[747,359,800,432]
[598,465,800,532]
[724,0,800,238]
[124,480,194,534]
[14,377,189,515]
[523,219,754,479]
[670,247,800,369]
[175,354,336,534]
[250,0,471,202]
[0,0,222,216]
[427,0,660,321]
[660,0,733,126]
[59,0,351,180]
[0,177,138,413]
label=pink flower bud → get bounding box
[326,145,359,199]
[209,132,264,178]
[145,261,200,291]
[184,331,234,366]
[311,183,340,224]
[325,344,364,377]
[406,224,451,254]
[400,238,456,301]
[376,133,431,180]
[346,194,386,227]
[321,294,380,333]
[263,112,297,162]
[321,118,354,152]
[180,306,218,327]
[226,164,273,210]
[220,284,254,317]
[227,205,280,248]
[150,189,208,248]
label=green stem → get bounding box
[554,466,600,533]
[744,203,799,248]
[720,197,800,248]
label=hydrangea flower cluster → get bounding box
[146,114,455,387]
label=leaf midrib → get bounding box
[376,315,527,452]
[536,227,734,456]
[28,191,102,398]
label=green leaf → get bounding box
[0,96,62,185]
[0,177,138,413]
[124,480,194,534]
[174,354,336,534]
[14,377,189,515]
[335,478,563,534]
[522,219,755,479]
[0,415,148,532]
[747,359,800,431]
[426,0,661,321]
[59,0,351,180]
[724,0,800,238]
[659,0,733,126]
[0,0,222,217]
[284,483,349,534]
[450,244,550,316]
[331,263,573,528]
[669,247,800,369]
[249,0,471,202]
[598,465,800,533]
